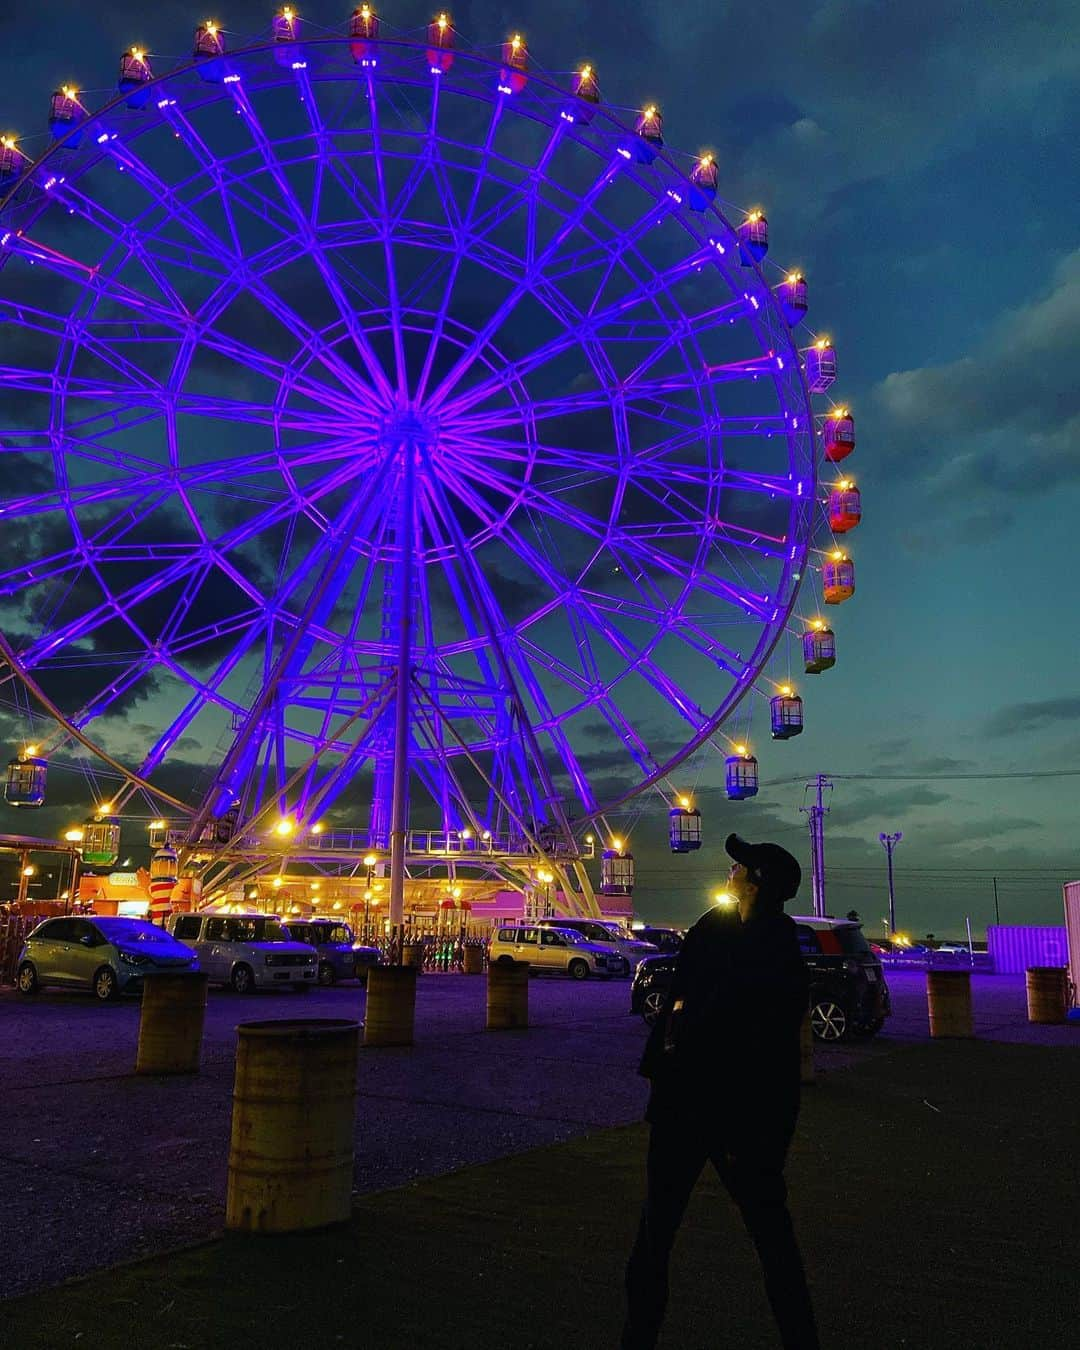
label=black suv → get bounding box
[630,916,890,1041]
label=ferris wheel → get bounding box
[0,10,859,911]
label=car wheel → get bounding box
[16,962,39,995]
[496,955,514,966]
[810,999,848,1041]
[641,989,666,1026]
[568,959,589,981]
[93,966,119,1002]
[231,963,255,994]
[318,961,335,986]
[642,988,666,1026]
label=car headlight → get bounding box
[119,951,148,967]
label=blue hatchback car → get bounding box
[17,915,199,1001]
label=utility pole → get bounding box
[801,775,832,918]
[879,831,903,935]
[992,875,1000,926]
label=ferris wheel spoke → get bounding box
[362,71,411,399]
[227,81,397,405]
[424,148,628,411]
[102,121,386,408]
[606,529,770,620]
[418,466,595,810]
[411,100,508,403]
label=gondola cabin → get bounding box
[725,750,758,800]
[776,272,808,326]
[565,64,600,123]
[823,553,855,604]
[426,13,454,73]
[82,815,121,869]
[669,799,702,853]
[193,21,227,82]
[822,408,855,462]
[805,340,837,393]
[803,624,836,674]
[688,154,718,210]
[272,6,304,67]
[633,105,663,162]
[738,211,768,264]
[350,5,379,64]
[0,136,27,184]
[770,690,804,740]
[600,843,635,896]
[118,48,153,104]
[497,34,527,94]
[5,752,47,807]
[828,481,861,533]
[49,87,84,145]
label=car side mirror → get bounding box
[80,934,93,946]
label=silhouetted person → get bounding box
[621,833,820,1350]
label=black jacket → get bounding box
[639,905,808,1147]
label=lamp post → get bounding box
[879,832,903,935]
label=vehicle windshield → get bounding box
[294,923,353,945]
[550,928,585,944]
[211,917,288,942]
[92,919,175,945]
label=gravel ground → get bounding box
[0,967,1074,1300]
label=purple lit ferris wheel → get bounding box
[0,13,854,908]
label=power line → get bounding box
[771,768,1080,784]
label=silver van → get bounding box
[489,924,622,979]
[168,912,317,993]
[537,917,657,976]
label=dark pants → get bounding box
[621,1112,820,1350]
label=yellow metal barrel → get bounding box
[926,969,973,1038]
[363,964,417,1047]
[402,941,425,969]
[487,959,529,1030]
[1025,966,1068,1024]
[799,1009,815,1084]
[226,1018,359,1234]
[136,972,209,1075]
[462,944,485,975]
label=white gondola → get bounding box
[770,691,804,740]
[600,845,635,895]
[82,816,121,869]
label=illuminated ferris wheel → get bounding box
[0,9,860,912]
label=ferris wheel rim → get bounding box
[0,29,822,827]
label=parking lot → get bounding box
[0,968,1074,1301]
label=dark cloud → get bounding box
[984,696,1080,737]
[877,249,1080,496]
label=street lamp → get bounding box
[879,832,903,935]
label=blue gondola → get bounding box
[725,751,758,800]
[803,624,836,674]
[770,692,804,740]
[600,844,635,895]
[688,154,718,211]
[738,211,768,264]
[350,5,379,65]
[669,802,702,853]
[118,48,154,106]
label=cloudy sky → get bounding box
[1,1,1077,936]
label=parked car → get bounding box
[633,925,684,954]
[17,915,198,1001]
[630,916,890,1041]
[168,912,317,992]
[536,917,658,976]
[489,924,623,979]
[283,919,376,985]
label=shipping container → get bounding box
[986,924,1068,975]
[1063,882,1080,1006]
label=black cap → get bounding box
[725,833,802,904]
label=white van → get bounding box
[537,917,657,976]
[168,912,317,993]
